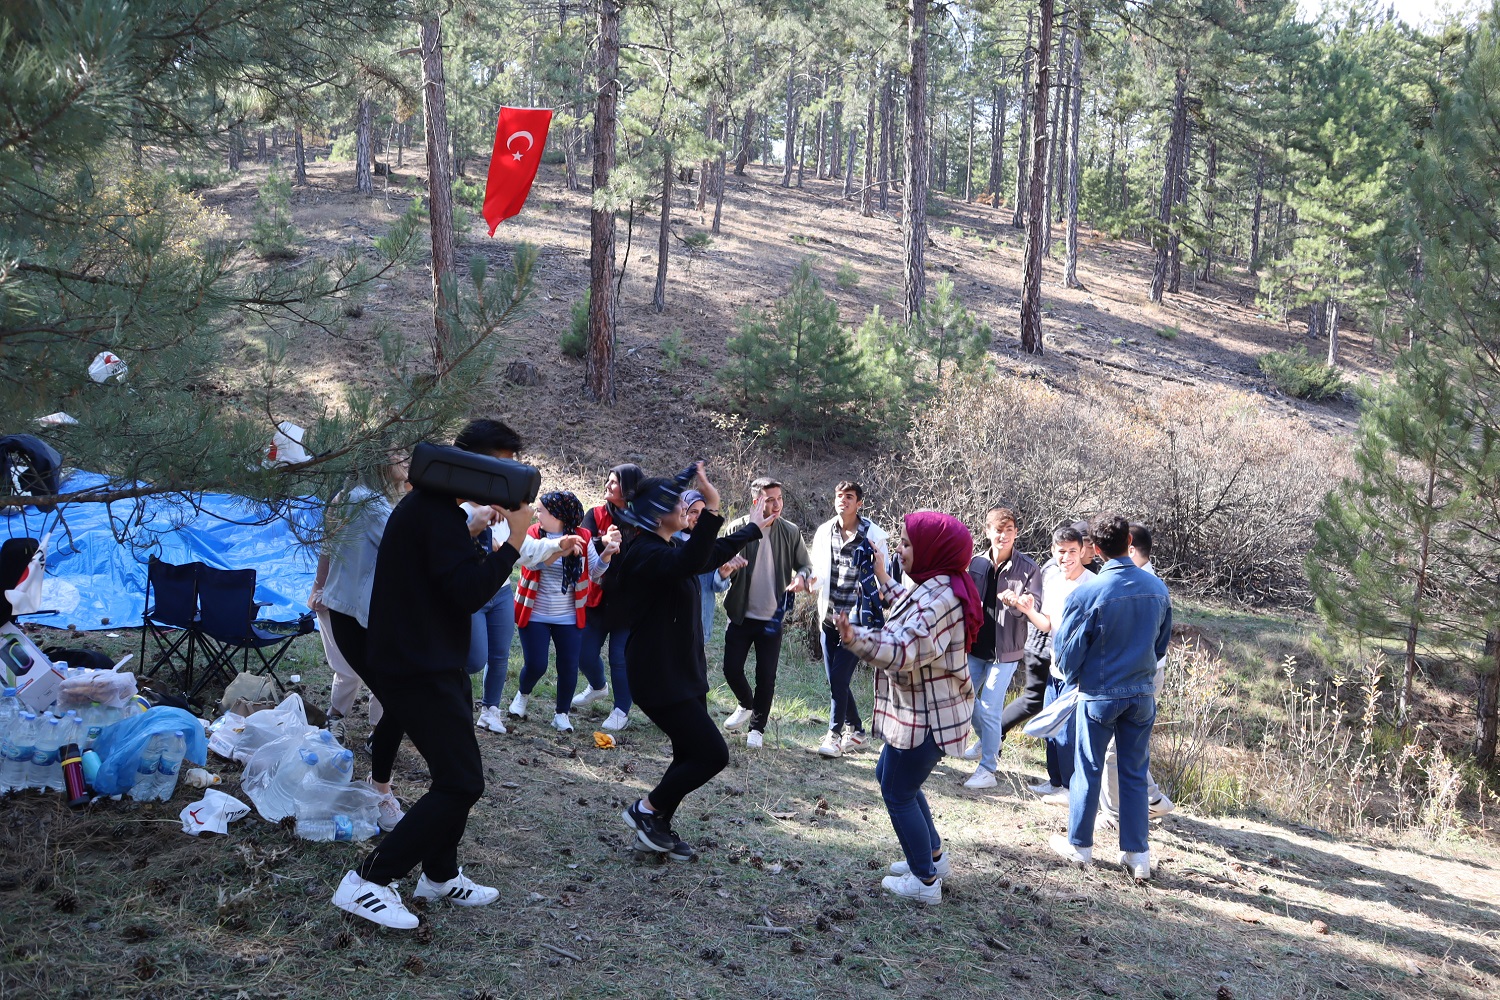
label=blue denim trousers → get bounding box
[875,733,946,881]
[469,583,516,709]
[966,655,1018,773]
[1068,694,1156,854]
[1044,677,1078,789]
[579,614,631,713]
[518,619,585,715]
[820,623,864,735]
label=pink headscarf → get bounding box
[902,511,982,653]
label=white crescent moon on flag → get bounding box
[506,131,535,153]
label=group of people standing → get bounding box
[313,419,1174,929]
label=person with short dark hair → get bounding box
[453,418,523,457]
[808,480,889,759]
[719,476,813,748]
[1127,522,1153,568]
[1047,513,1172,880]
[570,464,643,731]
[612,465,770,861]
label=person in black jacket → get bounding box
[330,471,579,930]
[609,463,769,861]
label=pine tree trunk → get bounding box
[132,107,144,166]
[256,129,267,161]
[712,116,727,234]
[1020,0,1053,355]
[1325,297,1341,366]
[862,83,876,217]
[396,121,405,169]
[1477,632,1500,769]
[293,124,308,185]
[356,96,374,194]
[1168,114,1191,294]
[1399,464,1438,733]
[1043,25,1067,254]
[815,86,828,179]
[697,104,713,211]
[831,96,844,179]
[843,126,857,198]
[1150,68,1187,304]
[735,108,753,175]
[796,119,807,187]
[878,71,893,211]
[227,124,242,172]
[902,0,930,326]
[1249,148,1266,272]
[653,147,671,313]
[587,0,621,403]
[1199,135,1218,281]
[964,96,976,202]
[989,84,1006,209]
[1062,29,1084,289]
[1012,12,1034,228]
[420,17,456,364]
[782,54,798,188]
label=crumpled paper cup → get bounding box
[180,788,251,836]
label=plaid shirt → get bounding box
[846,575,974,754]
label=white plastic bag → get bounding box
[88,351,128,383]
[263,421,309,467]
[221,693,311,763]
[1023,687,1080,739]
[180,788,251,836]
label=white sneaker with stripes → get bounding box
[331,871,418,930]
[413,868,499,907]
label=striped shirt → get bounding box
[845,575,974,754]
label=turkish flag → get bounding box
[483,106,553,234]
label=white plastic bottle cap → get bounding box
[289,674,302,685]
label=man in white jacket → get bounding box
[807,481,889,758]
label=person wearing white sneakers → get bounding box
[838,511,980,905]
[807,481,889,760]
[509,491,617,733]
[962,505,1042,789]
[1045,515,1172,881]
[609,465,769,862]
[574,464,644,729]
[332,436,582,931]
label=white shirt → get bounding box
[1041,563,1093,679]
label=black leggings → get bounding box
[722,618,783,733]
[1000,649,1052,739]
[327,610,404,785]
[639,695,729,825]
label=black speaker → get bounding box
[406,441,541,510]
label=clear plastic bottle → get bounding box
[0,699,27,794]
[154,731,187,802]
[295,813,380,842]
[32,714,66,792]
[311,747,355,785]
[80,702,108,750]
[128,733,167,800]
[259,747,321,821]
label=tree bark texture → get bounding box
[1478,632,1500,769]
[902,0,930,326]
[735,108,753,175]
[420,17,456,364]
[1199,134,1217,282]
[356,95,374,194]
[587,0,621,403]
[293,124,308,185]
[878,70,893,211]
[1168,112,1192,294]
[1019,0,1053,356]
[1012,12,1034,228]
[1249,148,1266,272]
[653,147,671,313]
[697,104,714,211]
[227,124,242,172]
[781,53,798,188]
[964,96,976,202]
[1043,25,1067,253]
[862,83,876,217]
[1150,67,1187,304]
[712,115,727,234]
[1063,29,1084,289]
[989,84,1007,209]
[843,126,857,198]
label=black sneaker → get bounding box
[621,800,674,853]
[666,831,698,863]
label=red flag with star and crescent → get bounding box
[483,107,553,235]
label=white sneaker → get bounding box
[1029,780,1064,795]
[745,730,763,749]
[817,732,842,758]
[507,692,529,718]
[1040,790,1071,807]
[961,741,981,761]
[723,706,754,731]
[331,871,418,930]
[570,685,608,709]
[963,767,997,789]
[376,792,405,832]
[1149,794,1176,819]
[601,707,630,731]
[881,872,942,904]
[1120,850,1152,880]
[1049,833,1092,867]
[476,705,508,734]
[839,729,867,753]
[413,868,500,907]
[551,713,573,732]
[890,853,952,878]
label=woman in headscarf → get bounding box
[609,464,769,861]
[509,491,618,732]
[573,463,643,730]
[836,511,980,905]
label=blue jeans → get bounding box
[1069,694,1156,854]
[967,655,1017,773]
[875,733,946,881]
[469,583,516,708]
[579,613,631,713]
[821,624,864,735]
[1044,677,1077,790]
[518,620,585,715]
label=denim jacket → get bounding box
[1052,558,1172,699]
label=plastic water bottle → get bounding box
[128,733,167,801]
[155,731,187,801]
[0,701,28,794]
[80,703,108,749]
[295,813,380,842]
[312,747,355,784]
[0,690,17,794]
[260,747,321,820]
[33,714,66,792]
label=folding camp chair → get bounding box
[191,565,314,699]
[140,557,205,691]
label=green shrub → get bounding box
[1157,325,1181,340]
[249,171,298,260]
[453,176,485,213]
[948,225,965,241]
[329,133,358,162]
[683,230,712,251]
[561,290,589,358]
[1259,348,1346,400]
[167,163,229,192]
[835,263,859,290]
[660,330,686,371]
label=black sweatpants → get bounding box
[722,618,783,733]
[639,694,729,824]
[1000,649,1052,739]
[356,669,483,885]
[327,609,404,785]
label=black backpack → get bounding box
[0,434,62,499]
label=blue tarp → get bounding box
[0,472,320,631]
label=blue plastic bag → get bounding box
[91,706,208,796]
